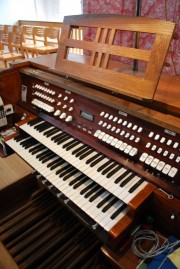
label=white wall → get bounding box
[0,0,82,25]
[0,0,37,24]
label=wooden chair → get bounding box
[0,32,24,68]
[22,26,46,57]
[29,27,60,56]
[56,14,175,100]
[22,25,34,57]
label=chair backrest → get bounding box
[13,25,23,34]
[44,27,60,46]
[33,26,46,45]
[8,32,23,53]
[22,25,34,44]
[56,14,175,100]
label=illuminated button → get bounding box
[118,119,123,124]
[162,164,171,175]
[65,115,73,122]
[124,145,132,154]
[120,130,125,136]
[129,147,138,156]
[64,96,68,101]
[139,153,148,162]
[157,147,163,154]
[104,113,109,118]
[156,161,165,171]
[149,132,154,138]
[173,142,179,149]
[60,112,66,119]
[163,150,169,157]
[122,121,127,126]
[169,153,175,160]
[94,130,101,137]
[102,134,109,142]
[100,111,105,116]
[151,145,157,151]
[146,142,151,148]
[98,120,103,126]
[127,123,132,128]
[111,126,116,132]
[125,133,130,138]
[113,117,118,122]
[57,102,61,106]
[63,105,67,109]
[137,127,143,133]
[135,137,140,143]
[115,140,123,149]
[108,115,113,120]
[98,131,105,140]
[132,125,138,130]
[119,142,127,151]
[175,156,180,163]
[69,99,74,103]
[106,136,114,144]
[150,158,159,168]
[154,134,160,140]
[111,138,118,146]
[129,135,135,141]
[115,128,121,134]
[145,155,154,165]
[160,137,166,143]
[167,139,172,146]
[69,107,73,111]
[102,122,107,127]
[168,167,178,178]
[54,110,61,116]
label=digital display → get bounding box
[80,110,94,122]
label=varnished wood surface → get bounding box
[0,153,33,190]
[0,242,19,269]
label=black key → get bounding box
[101,162,117,175]
[110,203,127,220]
[14,133,29,142]
[89,188,105,202]
[20,137,34,146]
[55,163,70,175]
[84,184,101,199]
[79,148,95,160]
[120,173,135,187]
[46,157,62,168]
[86,152,102,165]
[63,168,79,181]
[128,178,144,193]
[41,152,57,163]
[56,135,72,145]
[29,143,43,152]
[32,145,46,155]
[44,127,59,137]
[90,155,105,167]
[37,149,51,160]
[69,173,86,186]
[59,165,75,178]
[34,121,51,131]
[114,169,130,184]
[102,197,118,213]
[66,140,80,151]
[22,139,38,149]
[51,132,65,142]
[62,138,77,149]
[75,146,91,158]
[28,117,43,126]
[97,193,112,209]
[50,159,66,171]
[106,164,122,178]
[97,159,112,172]
[73,176,89,189]
[72,144,87,155]
[80,181,96,195]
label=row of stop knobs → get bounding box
[53,110,73,122]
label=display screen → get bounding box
[80,110,94,122]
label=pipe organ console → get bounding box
[0,15,179,269]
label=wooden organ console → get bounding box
[0,15,179,269]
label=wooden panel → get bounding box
[55,14,175,100]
